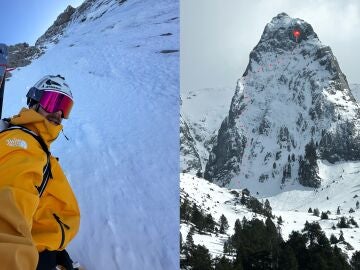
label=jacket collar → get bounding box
[10,108,63,147]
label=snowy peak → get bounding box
[259,12,318,46]
[36,0,128,47]
[35,5,76,47]
[205,13,360,190]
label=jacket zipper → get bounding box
[53,213,70,249]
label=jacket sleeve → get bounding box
[0,131,45,269]
[33,157,80,252]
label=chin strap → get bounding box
[61,129,69,140]
[30,103,40,112]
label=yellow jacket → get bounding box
[0,108,80,269]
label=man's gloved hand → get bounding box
[37,249,78,270]
[37,250,57,270]
[56,249,77,270]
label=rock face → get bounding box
[180,115,202,174]
[204,13,360,188]
[10,0,128,70]
[180,87,235,174]
[36,0,128,48]
[6,43,42,76]
[7,6,76,69]
[35,5,76,47]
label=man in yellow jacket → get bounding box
[0,75,80,270]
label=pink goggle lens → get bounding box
[39,90,74,119]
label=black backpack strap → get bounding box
[0,125,52,197]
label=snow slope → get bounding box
[181,171,360,261]
[180,173,258,257]
[3,0,179,269]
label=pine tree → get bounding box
[264,199,272,217]
[298,139,320,187]
[186,227,195,250]
[282,167,287,184]
[223,240,231,255]
[180,231,183,250]
[320,211,328,219]
[190,203,205,231]
[337,206,341,215]
[183,227,196,268]
[214,255,233,270]
[330,234,338,244]
[234,218,242,233]
[305,139,317,164]
[313,208,320,217]
[219,214,229,234]
[240,193,246,205]
[180,197,191,222]
[278,244,298,270]
[231,219,242,250]
[331,245,350,270]
[302,221,324,246]
[287,231,307,269]
[188,245,212,270]
[287,163,291,178]
[350,251,360,270]
[204,213,215,232]
[349,217,358,227]
[337,217,349,229]
[308,207,313,213]
[242,216,247,226]
[339,230,345,242]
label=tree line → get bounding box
[181,216,360,269]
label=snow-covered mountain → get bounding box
[180,87,234,173]
[180,12,360,266]
[4,0,179,269]
[204,13,360,191]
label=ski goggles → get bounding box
[39,90,74,119]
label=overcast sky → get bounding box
[0,0,83,46]
[181,0,360,91]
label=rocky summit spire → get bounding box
[204,13,359,189]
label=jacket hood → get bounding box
[10,108,63,146]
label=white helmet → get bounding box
[27,75,74,118]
